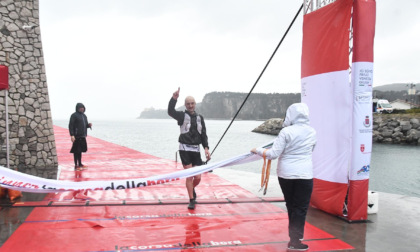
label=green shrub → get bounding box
[405,108,420,114]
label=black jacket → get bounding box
[69,103,90,138]
[168,98,209,149]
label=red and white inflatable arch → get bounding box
[301,0,376,221]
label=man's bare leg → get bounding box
[193,175,201,199]
[184,165,202,209]
[193,175,201,188]
[186,177,194,199]
[184,164,194,199]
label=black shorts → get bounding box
[179,150,202,166]
[70,137,87,153]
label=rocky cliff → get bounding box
[200,92,300,120]
[138,92,300,120]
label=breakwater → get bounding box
[252,114,420,146]
[373,114,420,145]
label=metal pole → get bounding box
[5,89,9,168]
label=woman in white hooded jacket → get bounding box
[251,103,316,251]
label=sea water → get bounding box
[54,119,420,198]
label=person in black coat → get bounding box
[69,103,92,170]
[168,88,211,210]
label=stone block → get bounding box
[381,129,393,138]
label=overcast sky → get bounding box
[38,0,420,120]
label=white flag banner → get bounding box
[0,141,273,193]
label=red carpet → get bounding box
[0,126,353,251]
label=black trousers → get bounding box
[278,177,313,243]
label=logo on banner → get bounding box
[359,144,371,154]
[358,69,373,88]
[301,82,307,96]
[116,240,243,251]
[359,116,373,133]
[363,116,371,127]
[357,165,370,175]
[355,94,371,104]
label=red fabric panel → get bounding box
[310,178,348,216]
[0,65,9,90]
[352,0,376,62]
[347,179,369,221]
[301,0,352,78]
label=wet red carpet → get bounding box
[0,126,353,251]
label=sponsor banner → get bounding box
[0,141,272,193]
[301,70,352,184]
[351,90,372,181]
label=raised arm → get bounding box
[168,87,184,125]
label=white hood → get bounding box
[256,102,316,179]
[283,103,310,127]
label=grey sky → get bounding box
[38,0,420,120]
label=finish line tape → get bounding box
[0,141,272,193]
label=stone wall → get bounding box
[0,0,58,178]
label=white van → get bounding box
[373,99,393,113]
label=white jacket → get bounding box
[256,103,316,179]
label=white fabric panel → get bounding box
[301,70,352,183]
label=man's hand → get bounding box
[250,148,257,153]
[172,87,180,100]
[71,136,75,143]
[88,123,92,129]
[205,148,211,161]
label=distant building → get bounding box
[390,99,419,110]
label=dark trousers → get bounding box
[278,177,313,243]
[73,152,82,167]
